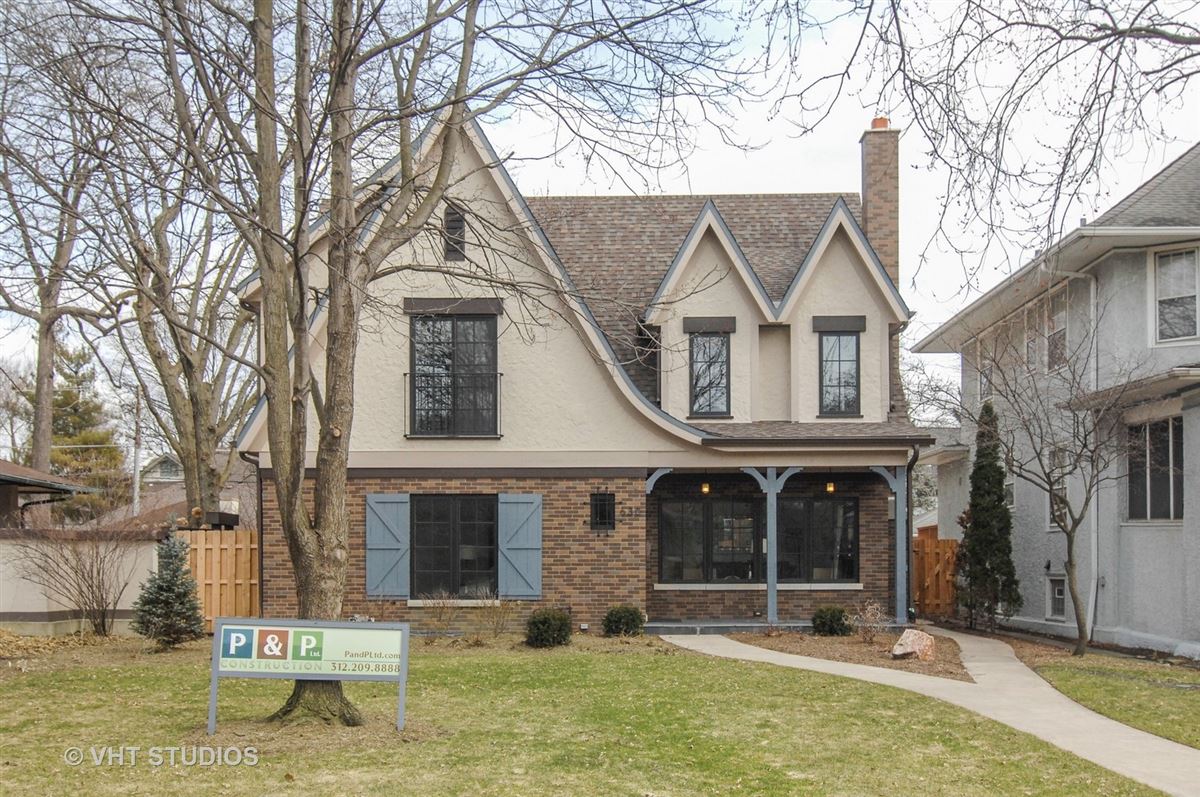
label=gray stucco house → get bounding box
[915,142,1200,658]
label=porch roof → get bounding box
[692,420,935,447]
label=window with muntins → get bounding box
[443,206,466,261]
[779,497,859,582]
[410,315,498,436]
[1155,249,1198,341]
[1128,417,1184,520]
[819,332,860,415]
[1047,289,1068,370]
[659,497,760,583]
[1048,447,1070,528]
[590,492,616,532]
[412,495,497,596]
[1049,577,1066,618]
[689,333,730,415]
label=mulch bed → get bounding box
[730,630,973,682]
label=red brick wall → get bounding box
[645,472,894,622]
[260,474,646,631]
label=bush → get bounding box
[131,533,205,649]
[525,607,572,648]
[602,605,645,637]
[811,606,852,636]
[851,600,888,644]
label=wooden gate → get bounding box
[912,535,958,617]
[178,529,260,632]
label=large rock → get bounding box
[891,629,936,661]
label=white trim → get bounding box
[1146,244,1200,347]
[652,582,863,591]
[1045,574,1067,620]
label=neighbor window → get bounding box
[978,346,994,403]
[1155,249,1198,341]
[659,497,760,583]
[1004,474,1015,508]
[689,333,730,416]
[443,205,466,261]
[1047,288,1068,370]
[1048,448,1070,528]
[412,495,497,596]
[1048,577,1066,619]
[1128,417,1184,520]
[819,332,860,415]
[410,315,498,436]
[590,492,616,532]
[779,497,859,582]
[1024,304,1040,371]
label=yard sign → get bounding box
[208,618,410,734]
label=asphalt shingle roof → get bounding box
[1093,141,1200,227]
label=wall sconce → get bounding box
[700,482,710,495]
[825,481,836,494]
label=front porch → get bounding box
[643,467,910,626]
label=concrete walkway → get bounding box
[662,628,1200,797]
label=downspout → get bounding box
[239,449,263,618]
[1058,269,1100,640]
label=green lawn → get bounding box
[0,635,1159,796]
[1031,653,1200,750]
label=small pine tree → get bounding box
[132,533,205,649]
[956,401,1023,629]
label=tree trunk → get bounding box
[1064,530,1088,656]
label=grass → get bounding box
[0,634,1160,796]
[1007,638,1200,750]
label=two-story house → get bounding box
[915,142,1200,657]
[238,117,932,631]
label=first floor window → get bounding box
[1049,577,1066,619]
[660,498,759,583]
[412,495,497,596]
[590,492,616,532]
[689,333,730,415]
[1155,249,1198,341]
[819,332,860,415]
[779,497,859,582]
[411,314,498,436]
[1128,417,1184,520]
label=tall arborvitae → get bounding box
[957,401,1023,628]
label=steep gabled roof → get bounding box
[1093,141,1200,227]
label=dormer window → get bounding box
[684,317,735,417]
[443,205,466,261]
[813,316,864,417]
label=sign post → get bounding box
[208,618,410,734]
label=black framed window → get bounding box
[659,497,761,583]
[778,497,859,582]
[819,332,860,416]
[590,492,616,532]
[1128,417,1184,520]
[411,315,497,436]
[443,205,466,261]
[689,333,730,416]
[412,495,497,596]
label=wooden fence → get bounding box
[912,535,958,617]
[177,529,260,632]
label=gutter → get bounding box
[700,434,936,448]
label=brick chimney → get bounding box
[860,117,907,420]
[860,116,900,286]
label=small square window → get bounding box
[590,492,616,532]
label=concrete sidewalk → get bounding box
[662,628,1200,797]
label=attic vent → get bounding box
[444,205,466,261]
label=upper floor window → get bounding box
[1048,447,1070,528]
[689,333,730,416]
[1155,249,1198,342]
[1047,288,1068,371]
[1128,417,1184,520]
[977,338,994,403]
[410,314,498,436]
[443,205,466,261]
[819,332,860,416]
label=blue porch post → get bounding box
[742,467,802,625]
[870,465,910,626]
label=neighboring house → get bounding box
[915,142,1200,657]
[93,454,258,532]
[140,453,184,487]
[238,117,933,631]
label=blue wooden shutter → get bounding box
[498,493,542,599]
[365,493,410,598]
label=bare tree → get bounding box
[50,0,752,724]
[920,300,1150,654]
[11,528,142,636]
[765,1,1200,278]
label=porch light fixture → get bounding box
[700,482,710,495]
[825,481,836,494]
